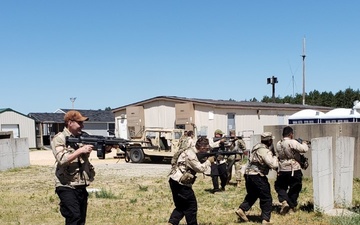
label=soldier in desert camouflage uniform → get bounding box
[235,132,278,225]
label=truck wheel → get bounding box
[150,156,164,163]
[130,148,145,163]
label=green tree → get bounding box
[258,88,360,108]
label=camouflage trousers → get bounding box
[234,160,243,181]
[227,154,244,182]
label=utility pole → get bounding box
[267,76,278,103]
[302,36,306,105]
[70,97,77,109]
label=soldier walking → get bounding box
[235,132,278,225]
[274,126,309,215]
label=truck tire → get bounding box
[130,148,145,163]
[150,156,164,163]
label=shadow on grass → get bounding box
[349,204,360,213]
[245,215,263,223]
[227,181,238,187]
[299,201,314,212]
[271,201,314,214]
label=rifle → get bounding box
[295,138,311,145]
[196,149,238,162]
[213,136,244,150]
[213,136,243,143]
[66,135,130,160]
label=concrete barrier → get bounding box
[0,134,30,171]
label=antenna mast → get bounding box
[302,36,306,105]
[70,97,77,109]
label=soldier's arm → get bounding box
[186,150,211,173]
[261,149,279,169]
[209,139,221,148]
[291,140,309,153]
[52,136,93,166]
[239,140,246,150]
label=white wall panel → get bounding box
[0,111,36,148]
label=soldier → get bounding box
[235,132,278,225]
[275,126,309,215]
[226,130,246,187]
[168,137,215,225]
[51,110,95,225]
[171,131,196,169]
[208,129,228,193]
[183,130,196,150]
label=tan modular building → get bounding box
[0,108,36,149]
[112,96,331,147]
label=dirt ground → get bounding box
[29,149,171,178]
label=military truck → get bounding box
[118,128,185,163]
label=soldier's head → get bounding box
[261,132,274,147]
[195,137,210,153]
[187,130,194,137]
[64,110,89,136]
[229,130,236,137]
[282,126,294,139]
[214,129,224,137]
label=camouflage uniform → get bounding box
[209,134,228,192]
[236,132,278,223]
[275,135,309,212]
[168,144,212,225]
[227,138,246,187]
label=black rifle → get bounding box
[66,135,129,159]
[295,138,311,145]
[213,136,243,143]
[196,149,238,163]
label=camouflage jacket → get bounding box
[246,143,278,176]
[169,147,211,187]
[276,137,309,172]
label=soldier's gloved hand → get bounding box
[207,156,215,164]
[105,145,113,153]
[216,155,224,161]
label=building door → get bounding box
[117,118,128,139]
[227,113,235,136]
[1,124,20,138]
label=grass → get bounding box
[0,165,360,225]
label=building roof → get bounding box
[354,100,360,110]
[320,108,360,119]
[289,109,325,120]
[0,108,34,119]
[112,96,332,112]
[28,112,66,123]
[29,109,114,123]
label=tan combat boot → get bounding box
[280,200,290,215]
[262,219,273,224]
[288,207,296,215]
[237,180,241,187]
[235,208,249,222]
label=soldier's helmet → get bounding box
[261,132,275,141]
[214,129,224,135]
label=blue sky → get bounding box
[1,1,359,114]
